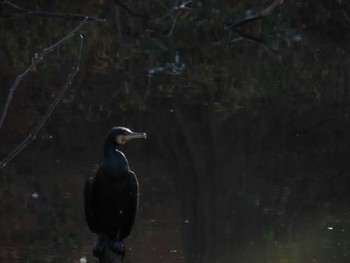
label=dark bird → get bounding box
[84,127,147,259]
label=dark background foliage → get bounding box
[1,0,350,262]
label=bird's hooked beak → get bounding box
[117,132,147,145]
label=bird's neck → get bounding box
[104,142,117,158]
[103,144,129,175]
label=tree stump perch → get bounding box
[99,247,123,263]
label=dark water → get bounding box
[1,1,350,262]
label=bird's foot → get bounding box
[92,236,125,259]
[92,238,106,258]
[109,240,125,257]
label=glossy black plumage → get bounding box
[84,127,146,258]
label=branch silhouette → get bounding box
[225,0,284,63]
[225,0,284,29]
[115,0,192,38]
[0,16,87,130]
[0,0,105,22]
[231,29,282,64]
[149,0,192,37]
[0,17,87,168]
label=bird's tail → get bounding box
[93,234,125,259]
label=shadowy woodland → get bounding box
[1,0,350,262]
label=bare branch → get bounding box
[224,0,283,63]
[0,0,105,22]
[232,29,282,64]
[226,0,284,29]
[114,1,147,22]
[113,0,192,37]
[149,0,179,22]
[337,8,350,28]
[164,15,177,38]
[150,0,192,21]
[0,0,26,12]
[0,17,87,130]
[147,0,192,37]
[0,20,86,168]
[24,11,104,22]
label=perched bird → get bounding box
[84,127,147,259]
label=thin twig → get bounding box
[224,0,284,63]
[148,0,192,37]
[114,1,147,22]
[0,20,86,168]
[232,29,282,63]
[0,0,26,12]
[164,15,176,38]
[226,0,284,29]
[338,8,350,28]
[25,12,104,22]
[0,17,87,130]
[149,0,179,22]
[113,0,191,37]
[0,0,105,22]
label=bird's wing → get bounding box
[120,171,139,239]
[84,176,99,234]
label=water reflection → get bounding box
[1,0,350,262]
[148,51,186,75]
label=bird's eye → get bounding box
[123,131,129,135]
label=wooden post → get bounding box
[99,247,124,263]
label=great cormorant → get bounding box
[84,127,147,258]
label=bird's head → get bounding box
[106,126,147,147]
